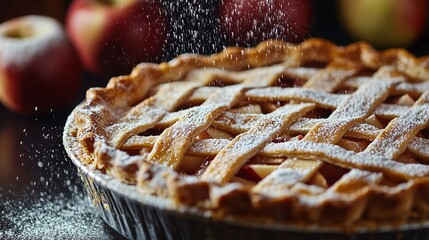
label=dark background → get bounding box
[1,0,429,239]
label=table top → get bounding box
[0,89,126,239]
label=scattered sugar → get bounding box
[1,195,118,240]
[0,111,124,239]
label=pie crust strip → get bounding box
[245,88,413,119]
[264,141,429,180]
[211,115,429,161]
[201,103,315,184]
[122,110,429,163]
[253,159,323,193]
[365,91,429,159]
[107,81,203,148]
[303,80,398,143]
[303,59,362,92]
[147,104,227,169]
[253,79,398,192]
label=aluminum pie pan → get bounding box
[63,108,429,240]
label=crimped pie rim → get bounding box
[63,111,429,233]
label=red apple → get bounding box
[218,0,314,46]
[0,15,81,115]
[339,0,428,47]
[66,0,168,77]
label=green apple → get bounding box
[339,0,428,47]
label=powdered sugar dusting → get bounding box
[259,168,311,187]
[265,141,429,179]
[201,104,314,183]
[374,104,410,118]
[365,105,429,159]
[333,169,383,186]
[212,112,259,133]
[188,139,229,156]
[347,123,380,139]
[409,137,429,160]
[289,118,322,134]
[285,67,319,79]
[329,80,395,122]
[346,76,429,96]
[344,76,373,88]
[304,80,396,143]
[148,104,226,168]
[108,106,166,147]
[203,85,245,106]
[246,87,346,109]
[395,82,429,95]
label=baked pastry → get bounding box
[66,38,429,229]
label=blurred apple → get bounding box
[218,0,314,46]
[339,0,428,47]
[66,0,168,77]
[0,15,81,115]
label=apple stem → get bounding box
[97,0,117,6]
[3,25,34,39]
[95,0,133,7]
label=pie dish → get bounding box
[64,38,429,232]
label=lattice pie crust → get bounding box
[67,39,429,228]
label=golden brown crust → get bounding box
[67,38,429,228]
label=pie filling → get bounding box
[67,38,429,228]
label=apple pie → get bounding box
[66,38,429,228]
